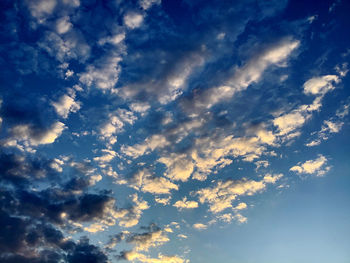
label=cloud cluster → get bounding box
[197,174,283,214]
[290,155,330,176]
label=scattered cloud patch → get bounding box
[290,155,330,176]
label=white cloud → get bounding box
[173,197,198,210]
[196,38,299,109]
[234,202,247,210]
[303,75,339,95]
[290,155,330,176]
[122,251,185,263]
[56,16,72,34]
[10,121,65,146]
[98,33,125,46]
[191,134,266,181]
[158,154,194,182]
[99,109,137,145]
[84,222,105,233]
[273,73,344,140]
[26,0,56,21]
[273,111,308,136]
[120,49,206,104]
[79,54,122,90]
[51,93,81,118]
[306,103,349,147]
[218,213,248,224]
[193,223,207,230]
[89,174,102,185]
[155,196,172,206]
[93,149,117,164]
[129,102,151,113]
[49,158,64,172]
[128,228,169,252]
[196,174,282,214]
[124,12,144,29]
[139,0,161,10]
[114,194,149,228]
[128,169,178,195]
[122,134,169,158]
[39,31,91,63]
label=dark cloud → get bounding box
[0,187,110,262]
[0,151,58,186]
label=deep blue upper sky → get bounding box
[0,0,350,262]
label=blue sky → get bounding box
[0,0,350,262]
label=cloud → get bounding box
[290,155,330,176]
[124,12,144,29]
[306,102,349,147]
[51,92,81,118]
[120,48,206,104]
[234,202,248,210]
[173,197,198,210]
[79,52,122,91]
[122,134,169,158]
[56,16,72,34]
[38,31,90,63]
[303,75,339,95]
[8,121,65,147]
[0,152,59,185]
[193,223,207,230]
[126,224,169,251]
[182,38,299,112]
[98,33,125,46]
[26,0,57,21]
[273,72,346,141]
[159,154,195,182]
[113,194,149,228]
[218,213,248,224]
[191,134,267,181]
[120,251,185,263]
[155,196,172,205]
[127,169,178,195]
[139,0,161,10]
[273,111,308,137]
[99,109,137,145]
[94,149,118,165]
[196,174,283,214]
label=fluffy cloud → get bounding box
[173,197,199,210]
[99,109,137,145]
[197,174,283,214]
[122,134,169,158]
[193,223,207,230]
[113,194,149,228]
[126,224,169,251]
[26,0,56,21]
[120,251,185,263]
[79,53,122,91]
[120,49,206,104]
[38,31,90,63]
[183,38,299,112]
[159,154,195,182]
[127,169,178,195]
[139,0,161,10]
[56,16,72,34]
[306,103,349,147]
[290,155,330,176]
[51,92,80,118]
[303,75,339,95]
[8,121,65,147]
[124,12,144,29]
[274,73,344,141]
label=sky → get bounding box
[0,0,350,262]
